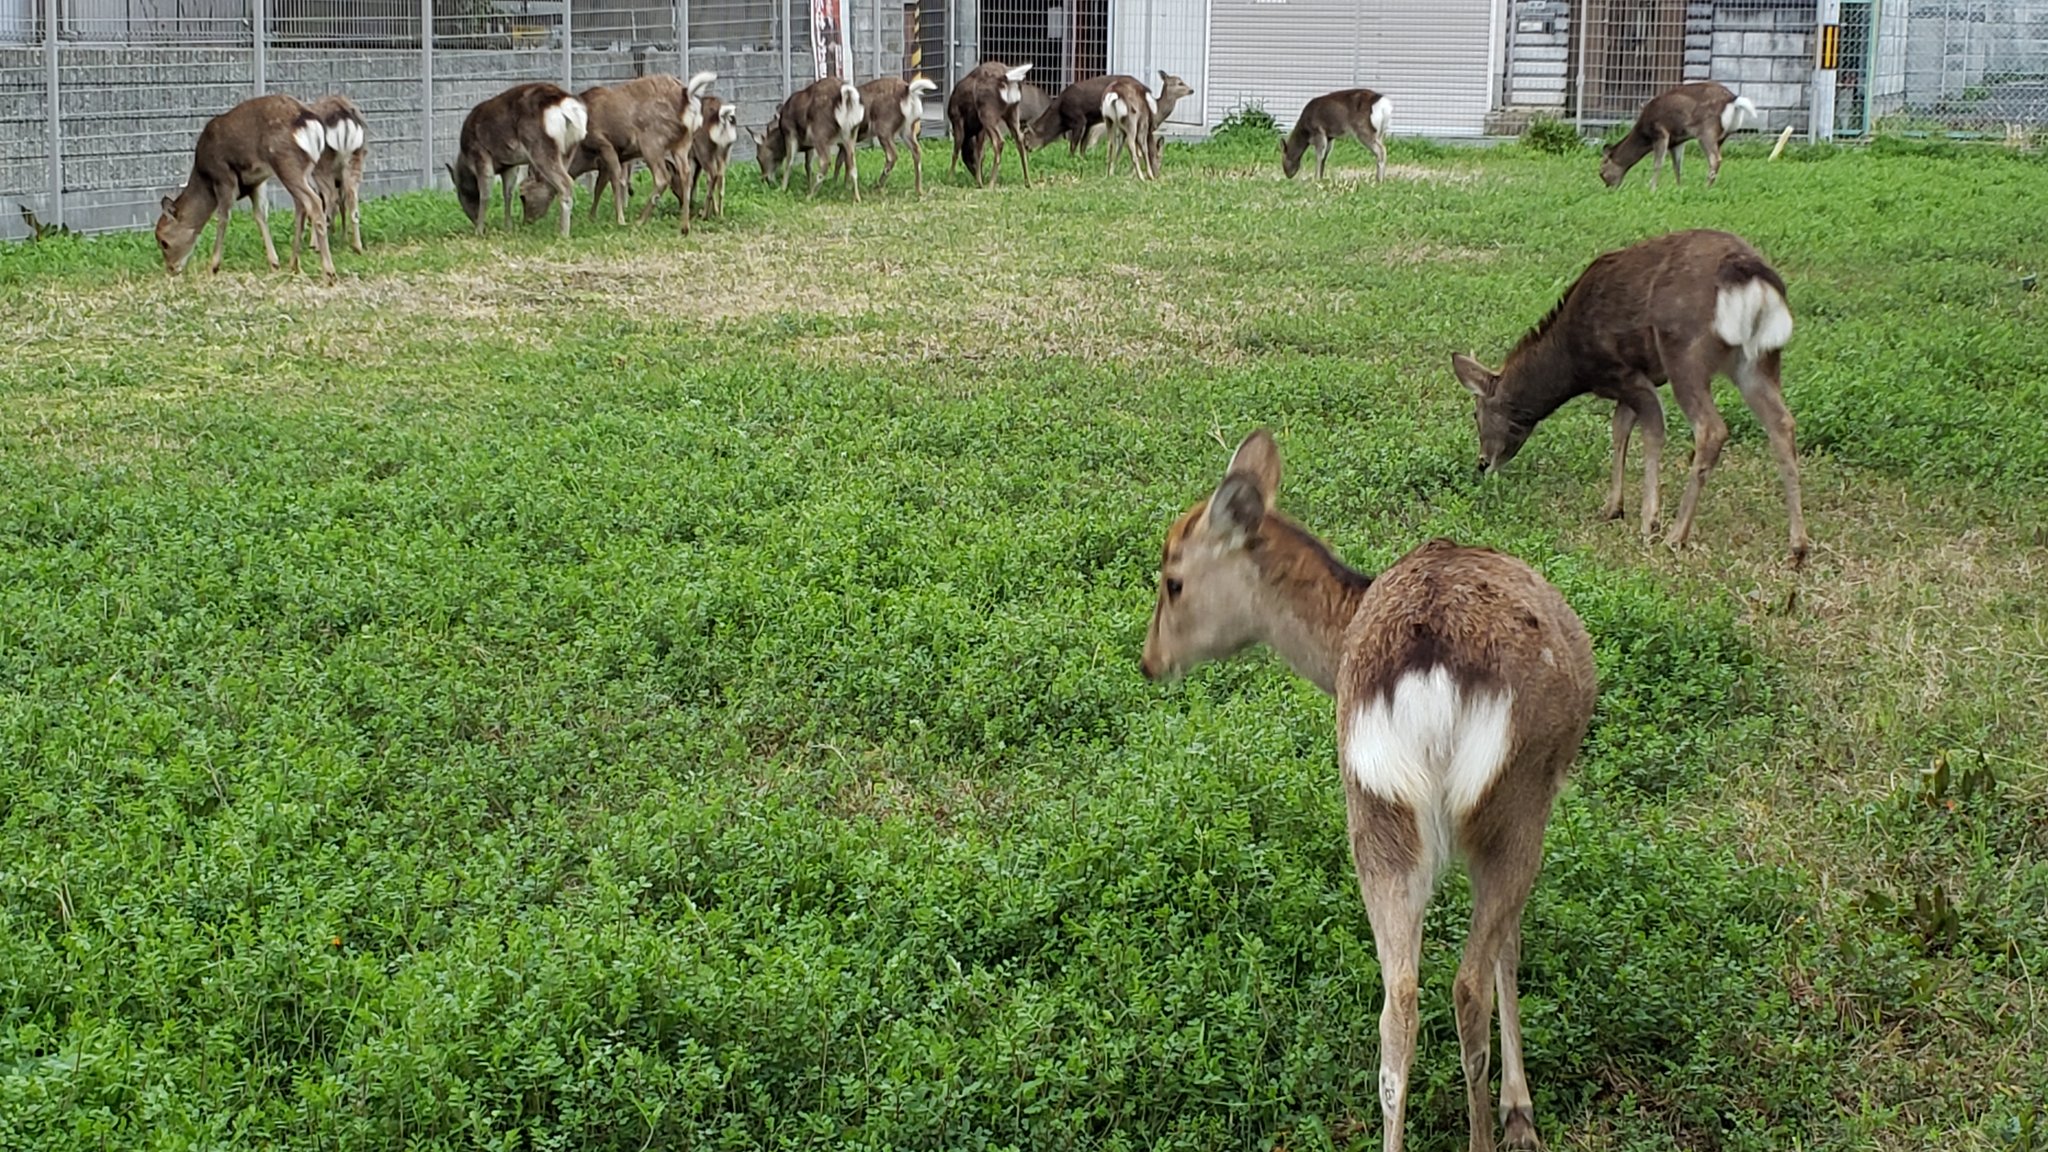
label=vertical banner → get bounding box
[812,0,853,80]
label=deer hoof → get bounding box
[1598,501,1625,522]
[1502,1105,1544,1151]
[1788,541,1811,570]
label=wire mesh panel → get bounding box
[688,0,792,137]
[1891,0,2048,135]
[59,0,256,234]
[0,3,46,241]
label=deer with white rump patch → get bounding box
[301,94,367,257]
[1600,81,1757,190]
[828,76,939,194]
[757,76,866,200]
[1099,76,1157,180]
[1141,429,1597,1152]
[685,95,740,219]
[1452,229,1809,566]
[154,93,339,278]
[449,82,589,238]
[1283,88,1392,182]
[947,61,1034,187]
[553,71,715,232]
[1144,71,1195,178]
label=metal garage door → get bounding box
[1207,0,1497,137]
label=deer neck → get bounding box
[1248,517,1374,696]
[1499,329,1584,430]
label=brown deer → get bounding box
[449,82,588,238]
[1099,76,1157,179]
[1601,82,1756,190]
[1451,229,1809,566]
[1145,71,1195,178]
[1283,88,1392,182]
[154,93,337,278]
[828,76,938,194]
[1141,429,1597,1152]
[557,71,715,231]
[947,61,1035,187]
[685,95,739,219]
[755,77,865,200]
[303,94,366,256]
[1020,73,1121,156]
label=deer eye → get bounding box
[1165,578,1184,599]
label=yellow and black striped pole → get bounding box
[1812,0,1840,142]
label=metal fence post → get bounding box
[1571,1,1588,132]
[871,0,881,79]
[781,0,791,97]
[563,0,574,91]
[43,0,59,227]
[677,0,688,75]
[422,0,435,189]
[253,0,266,95]
[1812,0,1840,141]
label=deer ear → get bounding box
[160,194,176,215]
[1205,473,1266,548]
[1452,354,1499,399]
[1223,428,1281,509]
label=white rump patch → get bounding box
[1343,667,1514,871]
[686,70,718,98]
[908,78,937,97]
[544,98,589,153]
[324,118,365,157]
[1712,279,1794,357]
[292,121,324,161]
[1101,91,1128,122]
[1370,96,1392,136]
[836,85,865,134]
[1005,63,1033,83]
[1144,92,1158,118]
[1722,95,1758,133]
[710,108,738,148]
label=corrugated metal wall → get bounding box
[1207,0,1495,137]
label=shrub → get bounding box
[1522,116,1586,155]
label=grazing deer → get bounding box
[686,96,739,219]
[1021,73,1121,157]
[154,93,337,278]
[829,76,938,194]
[1145,71,1195,178]
[303,94,367,257]
[1451,229,1808,566]
[1283,88,1392,182]
[1141,429,1598,1152]
[449,82,588,238]
[1601,82,1757,190]
[1093,76,1157,180]
[759,77,866,199]
[559,71,715,231]
[947,61,1034,187]
[1016,80,1053,133]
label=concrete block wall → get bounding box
[1505,0,1571,110]
[1710,1,1811,130]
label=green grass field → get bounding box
[2,131,2044,1150]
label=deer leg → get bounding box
[1669,141,1683,186]
[1360,859,1433,1152]
[1629,382,1669,538]
[249,183,282,270]
[207,183,235,274]
[1733,350,1810,567]
[283,173,333,279]
[345,155,364,252]
[845,141,861,202]
[1011,116,1032,186]
[1703,132,1724,188]
[1462,827,1551,1152]
[608,147,631,225]
[1664,354,1727,551]
[1316,135,1332,180]
[500,168,517,228]
[530,154,574,239]
[1649,133,1668,191]
[1600,401,1638,521]
[1368,131,1388,184]
[910,132,924,197]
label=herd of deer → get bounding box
[146,71,1796,1152]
